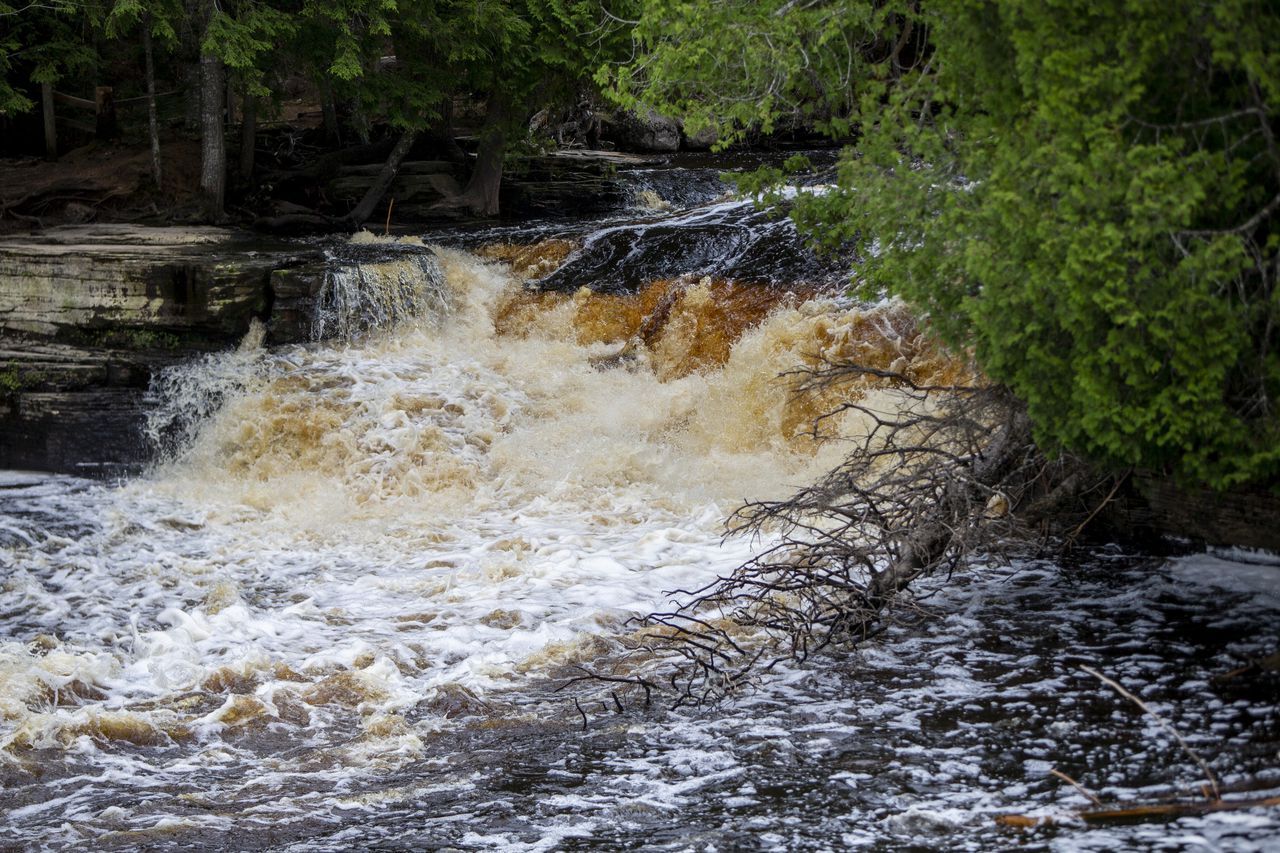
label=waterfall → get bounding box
[311,248,449,341]
[5,161,1275,852]
[144,240,450,463]
[142,320,269,460]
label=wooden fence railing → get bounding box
[40,83,183,160]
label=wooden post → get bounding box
[95,86,117,139]
[41,82,57,160]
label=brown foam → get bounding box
[494,276,970,452]
[477,239,578,278]
[302,671,389,708]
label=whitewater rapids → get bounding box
[1,238,1276,852]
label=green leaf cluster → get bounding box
[615,0,1280,490]
[3,0,633,133]
[1,0,101,114]
[600,0,902,147]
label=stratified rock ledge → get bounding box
[0,225,326,475]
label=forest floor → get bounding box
[0,136,204,234]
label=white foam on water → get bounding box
[1,245,1277,851]
[1167,553,1280,607]
[0,245,881,841]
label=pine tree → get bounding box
[609,0,1280,489]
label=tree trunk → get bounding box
[867,410,1031,607]
[239,93,257,178]
[225,74,236,126]
[41,82,57,161]
[142,18,162,190]
[427,97,468,165]
[350,104,371,145]
[319,78,340,145]
[198,0,226,222]
[345,130,418,228]
[458,92,509,217]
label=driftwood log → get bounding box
[996,796,1280,828]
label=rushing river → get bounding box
[1,158,1278,851]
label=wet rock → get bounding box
[500,153,633,217]
[266,265,326,343]
[0,225,326,474]
[0,225,322,344]
[612,108,682,153]
[682,122,720,151]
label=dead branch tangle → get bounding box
[629,357,1110,706]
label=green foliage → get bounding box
[3,0,633,139]
[616,0,1280,490]
[599,0,914,147]
[0,1,34,114]
[203,2,296,95]
[288,0,399,96]
[1,0,101,114]
[282,0,630,134]
[104,0,179,45]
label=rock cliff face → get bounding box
[0,226,327,475]
[0,226,325,344]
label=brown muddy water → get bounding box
[1,170,1277,851]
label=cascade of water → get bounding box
[144,241,451,465]
[142,320,269,460]
[623,167,729,211]
[1,199,1275,852]
[311,248,450,342]
[531,195,851,294]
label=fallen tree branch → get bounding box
[554,666,657,708]
[996,795,1280,828]
[1049,767,1103,808]
[624,355,1096,705]
[1081,665,1220,800]
[1063,470,1129,545]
